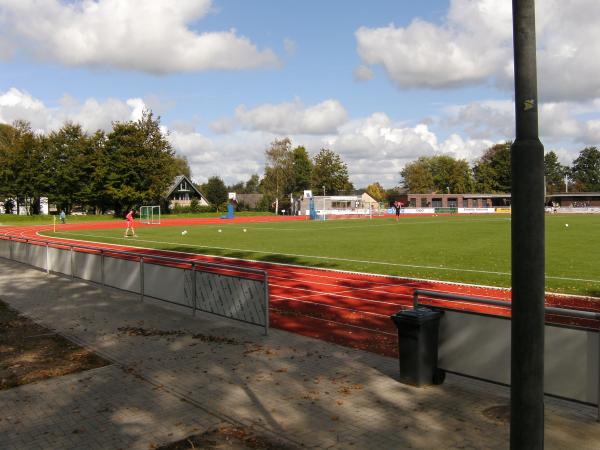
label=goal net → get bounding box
[140,205,161,224]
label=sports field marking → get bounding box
[270,294,393,317]
[271,295,395,326]
[49,231,600,284]
[270,282,410,305]
[271,308,398,336]
[14,226,512,297]
[270,275,413,299]
[208,217,511,232]
[272,283,510,316]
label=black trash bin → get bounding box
[390,307,444,387]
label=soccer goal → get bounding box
[140,205,161,224]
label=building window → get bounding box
[420,198,427,207]
[331,201,351,209]
[448,198,457,208]
[180,180,187,191]
[432,198,442,208]
[409,198,416,207]
[472,199,479,207]
[463,199,469,207]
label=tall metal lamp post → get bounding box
[511,0,545,448]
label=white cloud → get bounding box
[355,0,600,101]
[440,97,600,154]
[324,113,493,186]
[209,117,235,134]
[231,99,348,135]
[283,38,297,56]
[353,65,374,81]
[583,120,600,144]
[168,129,266,184]
[0,0,279,73]
[2,87,597,188]
[443,100,514,139]
[171,110,495,188]
[0,87,144,133]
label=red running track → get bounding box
[2,216,599,357]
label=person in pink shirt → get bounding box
[124,209,137,237]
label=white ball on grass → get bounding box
[243,229,247,232]
[218,229,222,233]
[181,230,187,236]
[565,224,569,227]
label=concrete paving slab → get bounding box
[0,258,598,449]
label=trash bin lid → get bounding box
[390,307,443,325]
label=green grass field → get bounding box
[0,211,272,226]
[43,214,600,297]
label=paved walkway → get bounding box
[0,258,598,450]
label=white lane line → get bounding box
[270,283,409,306]
[270,295,393,320]
[271,294,510,319]
[268,274,413,297]
[190,217,511,232]
[49,231,513,274]
[44,231,600,286]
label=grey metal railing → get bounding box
[412,288,600,421]
[0,234,269,334]
[413,289,600,321]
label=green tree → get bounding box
[261,138,294,210]
[400,158,435,192]
[190,197,200,212]
[291,146,312,194]
[86,130,111,214]
[2,121,47,214]
[104,110,176,215]
[244,174,260,193]
[571,147,600,192]
[473,142,512,193]
[45,122,94,213]
[227,181,245,193]
[311,148,353,194]
[365,182,385,201]
[203,176,228,207]
[544,151,568,193]
[401,155,473,193]
[0,123,18,202]
[173,155,192,178]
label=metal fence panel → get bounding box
[438,310,511,384]
[439,310,599,404]
[143,262,191,307]
[104,256,141,293]
[48,247,72,276]
[195,272,266,326]
[74,252,103,284]
[0,236,268,333]
[545,326,598,404]
[27,243,47,270]
[12,242,29,265]
[0,239,10,259]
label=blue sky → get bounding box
[0,0,599,187]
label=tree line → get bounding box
[0,112,187,215]
[194,138,354,212]
[400,142,600,194]
[4,114,597,217]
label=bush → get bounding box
[171,204,216,214]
